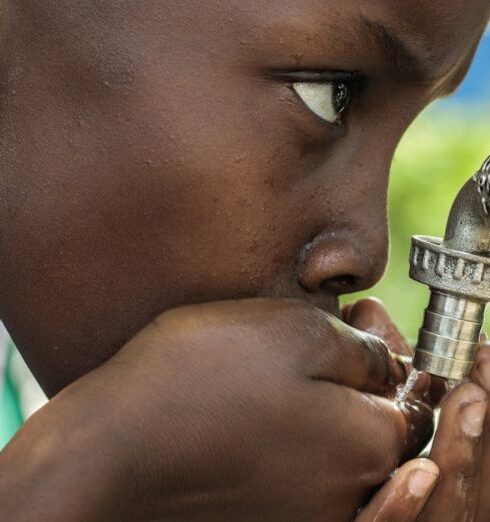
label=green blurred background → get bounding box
[342,113,489,340]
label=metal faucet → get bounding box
[410,156,490,382]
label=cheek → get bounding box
[0,82,320,394]
[119,70,322,299]
[0,69,317,321]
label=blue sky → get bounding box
[451,29,490,104]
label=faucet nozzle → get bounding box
[410,156,490,381]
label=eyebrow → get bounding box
[359,16,435,83]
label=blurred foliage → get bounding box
[342,110,490,342]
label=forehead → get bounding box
[17,0,489,44]
[237,0,489,82]
[11,0,490,91]
[364,0,490,70]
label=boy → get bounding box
[1,1,490,520]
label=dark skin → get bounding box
[1,0,487,394]
[0,0,490,520]
[2,298,490,521]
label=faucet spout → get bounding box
[410,156,490,381]
[443,162,490,256]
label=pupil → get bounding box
[334,83,349,113]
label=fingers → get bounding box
[470,343,490,391]
[420,383,488,521]
[342,298,412,394]
[343,298,448,405]
[470,345,490,522]
[304,311,406,394]
[355,459,439,522]
[344,298,412,357]
[140,298,406,395]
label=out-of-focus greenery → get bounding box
[343,110,490,342]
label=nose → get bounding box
[296,228,388,296]
[295,125,397,297]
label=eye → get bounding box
[293,81,351,125]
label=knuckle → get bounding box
[452,457,479,481]
[457,468,477,485]
[438,451,479,484]
[459,470,479,501]
[453,382,487,403]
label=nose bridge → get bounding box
[318,122,394,213]
[297,143,392,294]
[330,138,392,247]
[347,165,390,264]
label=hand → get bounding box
[362,373,489,522]
[343,298,445,407]
[0,298,433,522]
[415,345,490,522]
[356,458,439,521]
[344,299,490,522]
[418,379,488,522]
[474,345,490,521]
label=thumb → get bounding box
[355,459,439,522]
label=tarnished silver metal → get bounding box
[474,156,490,215]
[410,156,490,381]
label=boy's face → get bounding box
[0,0,488,395]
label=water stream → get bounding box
[396,368,462,455]
[395,368,421,404]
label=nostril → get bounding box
[296,232,383,296]
[321,275,358,293]
[329,275,357,287]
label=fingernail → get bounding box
[408,469,438,497]
[461,400,488,438]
